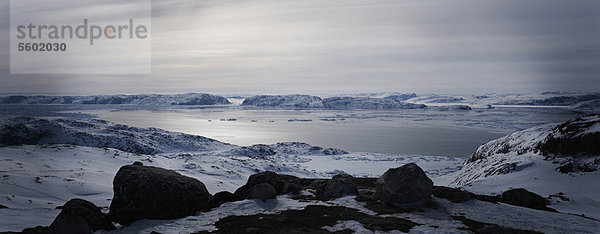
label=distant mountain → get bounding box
[0,93,231,105]
[241,94,323,108]
[241,94,426,110]
[0,117,232,154]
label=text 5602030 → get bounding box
[17,43,66,52]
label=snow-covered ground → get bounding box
[1,93,599,233]
[0,144,462,232]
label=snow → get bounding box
[241,95,426,110]
[0,144,462,232]
[435,114,600,220]
[0,93,231,105]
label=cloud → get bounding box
[0,0,598,95]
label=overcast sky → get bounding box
[1,0,599,95]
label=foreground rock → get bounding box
[213,205,418,233]
[501,188,555,212]
[109,163,212,224]
[48,198,115,234]
[234,171,301,200]
[315,173,358,199]
[375,163,433,207]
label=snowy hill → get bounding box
[0,93,231,105]
[0,117,233,154]
[241,94,324,108]
[438,115,600,219]
[405,92,600,107]
[241,94,426,110]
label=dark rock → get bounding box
[432,186,472,203]
[315,174,358,199]
[452,215,542,234]
[21,226,50,234]
[108,164,212,225]
[500,188,555,212]
[132,161,143,166]
[213,205,418,233]
[557,162,574,173]
[375,163,433,207]
[234,171,298,200]
[538,114,600,156]
[249,183,278,201]
[206,191,239,210]
[0,204,7,209]
[48,198,116,234]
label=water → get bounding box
[1,104,578,157]
[81,108,513,157]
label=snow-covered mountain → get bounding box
[407,92,600,107]
[0,93,231,105]
[241,94,426,110]
[435,115,600,220]
[241,94,324,108]
[451,114,599,185]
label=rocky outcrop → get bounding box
[375,163,433,207]
[108,163,212,225]
[234,171,301,200]
[315,174,358,199]
[501,188,555,212]
[48,198,115,234]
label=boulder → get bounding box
[108,163,212,224]
[375,163,433,207]
[500,188,554,211]
[206,191,239,210]
[234,171,299,200]
[48,198,116,234]
[250,183,278,201]
[315,174,358,199]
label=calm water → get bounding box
[1,104,578,157]
[82,108,514,157]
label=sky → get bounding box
[0,0,599,95]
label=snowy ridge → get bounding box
[241,94,426,110]
[405,92,600,107]
[455,115,600,185]
[241,95,324,108]
[0,93,231,105]
[221,142,348,157]
[0,117,233,154]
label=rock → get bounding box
[108,164,212,224]
[132,161,143,166]
[0,204,7,209]
[48,198,116,234]
[206,191,239,210]
[500,188,554,211]
[375,163,433,207]
[249,183,278,201]
[432,186,471,203]
[557,161,574,173]
[315,174,358,199]
[20,226,50,234]
[235,171,296,199]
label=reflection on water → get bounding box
[78,107,576,157]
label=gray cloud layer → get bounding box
[0,0,598,95]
